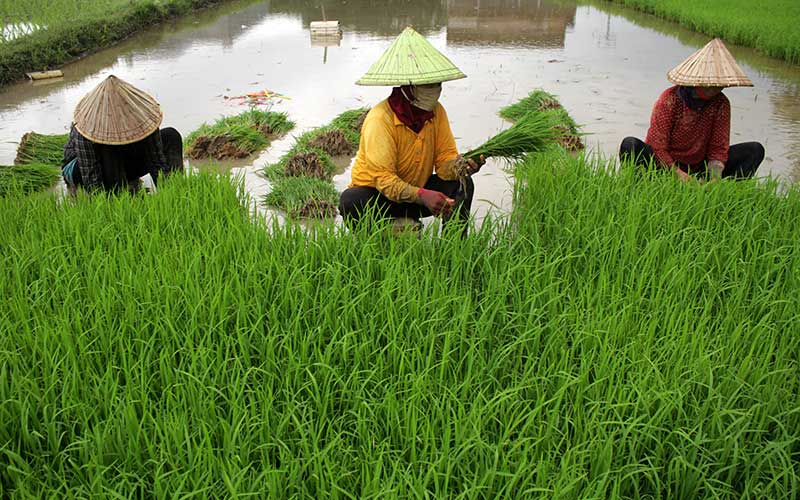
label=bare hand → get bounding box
[418,188,455,216]
[462,154,486,176]
[673,167,691,183]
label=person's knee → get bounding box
[619,136,639,157]
[338,187,373,217]
[752,142,765,166]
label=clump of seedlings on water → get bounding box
[14,131,68,166]
[262,108,368,220]
[1,131,68,196]
[185,109,294,160]
[499,89,584,152]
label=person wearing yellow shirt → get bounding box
[339,27,484,231]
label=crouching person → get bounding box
[339,28,484,234]
[62,75,183,194]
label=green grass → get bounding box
[1,151,798,497]
[602,0,800,64]
[0,163,61,196]
[0,0,227,86]
[185,109,294,160]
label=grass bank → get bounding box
[602,0,800,64]
[0,0,227,86]
[1,149,798,496]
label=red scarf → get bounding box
[387,86,435,133]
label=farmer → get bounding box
[619,38,764,181]
[62,75,183,194]
[339,27,484,231]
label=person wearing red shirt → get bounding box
[619,39,764,181]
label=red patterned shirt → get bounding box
[645,86,730,167]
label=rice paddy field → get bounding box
[2,150,799,497]
[603,0,800,64]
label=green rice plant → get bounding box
[1,159,799,497]
[185,109,294,160]
[463,111,560,162]
[329,107,370,137]
[600,0,800,64]
[14,132,68,166]
[263,175,339,218]
[0,162,60,196]
[499,89,563,122]
[263,108,364,219]
[263,144,337,182]
[0,156,799,496]
[500,90,584,151]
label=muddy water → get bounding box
[1,0,799,221]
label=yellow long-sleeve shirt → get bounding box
[349,99,459,203]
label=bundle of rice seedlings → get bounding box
[500,90,584,152]
[284,151,332,179]
[14,132,68,166]
[264,176,339,220]
[296,199,338,219]
[499,90,562,122]
[307,129,356,156]
[185,110,295,160]
[463,112,559,163]
[264,145,337,182]
[0,163,61,196]
[329,107,370,135]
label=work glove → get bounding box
[455,154,486,176]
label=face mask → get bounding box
[409,84,442,111]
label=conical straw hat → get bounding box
[357,27,466,86]
[667,38,753,87]
[73,75,163,145]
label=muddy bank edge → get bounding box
[0,0,230,87]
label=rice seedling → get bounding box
[307,128,356,157]
[463,111,560,162]
[500,90,584,152]
[263,175,339,219]
[14,131,68,166]
[0,162,60,196]
[329,107,370,137]
[600,0,800,64]
[263,108,363,219]
[185,109,294,160]
[1,152,798,497]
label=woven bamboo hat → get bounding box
[357,27,466,86]
[73,75,163,145]
[667,38,753,87]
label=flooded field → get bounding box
[1,0,799,219]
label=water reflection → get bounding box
[445,0,576,48]
[269,0,447,35]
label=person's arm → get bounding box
[73,129,103,192]
[142,130,168,183]
[707,98,731,180]
[362,114,419,203]
[646,92,679,168]
[431,106,460,181]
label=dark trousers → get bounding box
[619,137,764,179]
[339,174,475,230]
[97,128,183,192]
